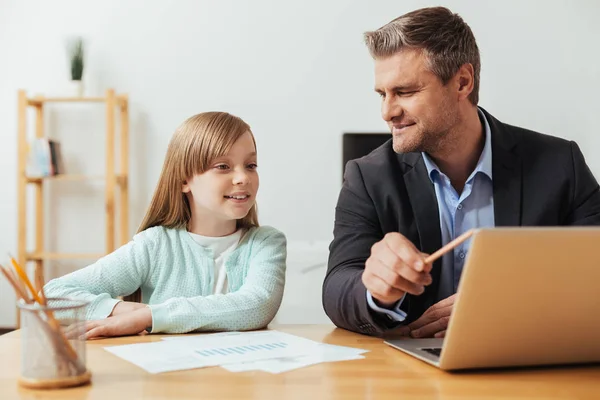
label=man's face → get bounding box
[374,49,460,154]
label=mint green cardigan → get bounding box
[43,225,287,334]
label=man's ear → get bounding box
[182,180,191,193]
[456,63,474,100]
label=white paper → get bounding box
[104,341,209,374]
[256,355,365,374]
[222,343,368,373]
[169,330,322,366]
[162,330,312,344]
[104,331,369,374]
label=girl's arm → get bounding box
[148,227,286,334]
[43,228,156,320]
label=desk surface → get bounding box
[1,324,599,399]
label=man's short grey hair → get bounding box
[364,7,481,105]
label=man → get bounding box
[323,6,600,337]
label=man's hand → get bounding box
[362,232,432,306]
[84,307,152,339]
[408,294,456,338]
[110,301,147,316]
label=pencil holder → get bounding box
[17,298,92,389]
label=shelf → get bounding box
[27,97,105,106]
[16,88,129,328]
[26,174,126,184]
[26,252,105,261]
[42,97,105,103]
[26,96,127,107]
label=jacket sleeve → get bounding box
[565,141,600,225]
[323,160,404,336]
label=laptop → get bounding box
[385,227,600,371]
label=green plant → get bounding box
[68,37,84,81]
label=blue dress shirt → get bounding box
[367,109,495,321]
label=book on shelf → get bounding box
[26,138,65,178]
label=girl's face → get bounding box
[183,131,259,234]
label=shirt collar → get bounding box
[422,108,493,183]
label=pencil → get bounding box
[1,259,84,374]
[0,264,28,300]
[9,256,43,304]
[424,229,476,265]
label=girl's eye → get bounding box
[214,164,229,170]
[247,163,258,170]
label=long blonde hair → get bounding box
[138,111,259,233]
[125,111,259,302]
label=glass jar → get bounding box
[17,298,92,389]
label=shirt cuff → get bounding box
[148,302,170,333]
[90,297,122,320]
[366,291,407,322]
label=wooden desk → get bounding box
[1,325,599,399]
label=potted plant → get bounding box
[67,37,85,96]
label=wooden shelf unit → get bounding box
[16,89,130,325]
[25,252,106,261]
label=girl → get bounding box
[44,112,287,338]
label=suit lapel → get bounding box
[400,107,523,313]
[403,154,443,297]
[483,108,523,226]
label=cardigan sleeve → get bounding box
[43,228,157,320]
[148,227,287,334]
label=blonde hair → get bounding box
[364,6,481,105]
[138,111,259,233]
[125,111,259,302]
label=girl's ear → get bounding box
[182,180,191,193]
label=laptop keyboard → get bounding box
[420,347,442,357]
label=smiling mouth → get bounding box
[393,123,416,130]
[224,195,250,200]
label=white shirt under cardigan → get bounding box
[188,229,243,295]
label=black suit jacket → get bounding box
[323,108,600,336]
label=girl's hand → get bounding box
[110,301,148,316]
[84,307,153,339]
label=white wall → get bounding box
[1,0,599,327]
